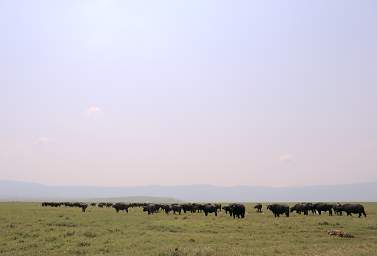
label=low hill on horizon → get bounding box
[1,180,376,202]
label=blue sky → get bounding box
[0,0,376,186]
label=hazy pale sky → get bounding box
[1,0,376,187]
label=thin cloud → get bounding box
[34,137,50,145]
[85,105,103,118]
[87,106,102,114]
[279,154,294,162]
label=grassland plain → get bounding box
[0,202,376,256]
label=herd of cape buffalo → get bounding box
[41,201,367,218]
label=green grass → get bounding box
[0,203,376,255]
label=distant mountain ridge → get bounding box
[0,180,376,202]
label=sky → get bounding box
[0,0,376,187]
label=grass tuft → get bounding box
[82,231,97,238]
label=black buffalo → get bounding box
[192,203,204,213]
[42,202,87,212]
[290,203,312,216]
[230,204,246,218]
[203,204,218,216]
[333,203,343,215]
[267,204,289,217]
[171,204,183,215]
[340,203,367,218]
[222,205,231,215]
[161,204,172,214]
[70,202,87,212]
[313,203,333,216]
[223,204,246,218]
[97,202,106,208]
[42,202,62,207]
[113,203,130,213]
[254,203,262,213]
[305,203,316,214]
[143,204,159,215]
[181,203,193,213]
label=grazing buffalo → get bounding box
[113,203,130,213]
[97,202,106,208]
[305,203,316,214]
[290,203,303,215]
[223,204,246,218]
[341,203,367,218]
[171,204,183,215]
[313,203,333,216]
[333,203,343,215]
[80,203,88,212]
[90,203,96,207]
[203,204,218,216]
[230,204,246,218]
[143,204,159,215]
[42,202,62,207]
[222,205,231,215]
[267,204,289,217]
[192,203,204,213]
[254,203,262,213]
[290,203,317,216]
[181,203,193,213]
[290,203,311,215]
[42,202,87,212]
[72,202,88,212]
[161,204,172,214]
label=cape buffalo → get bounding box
[171,204,182,215]
[222,205,231,215]
[333,203,343,215]
[254,203,262,212]
[230,204,246,218]
[305,203,316,214]
[203,204,218,216]
[143,204,159,215]
[42,202,61,207]
[72,202,88,212]
[113,203,130,213]
[181,203,193,213]
[341,203,367,217]
[192,203,204,213]
[161,204,172,214]
[98,202,106,208]
[290,203,310,215]
[267,204,289,217]
[223,204,245,218]
[313,203,333,216]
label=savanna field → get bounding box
[0,203,376,256]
